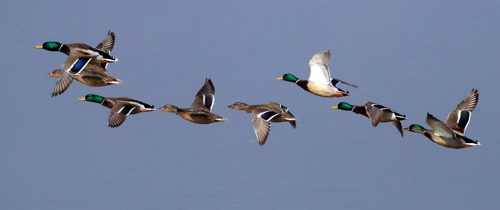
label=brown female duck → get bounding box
[227,102,297,146]
[158,78,227,124]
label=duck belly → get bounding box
[306,82,338,97]
[379,111,398,122]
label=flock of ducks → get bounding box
[36,31,481,148]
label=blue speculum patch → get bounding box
[120,106,136,115]
[71,58,90,73]
[458,111,470,128]
[260,111,278,121]
[204,96,213,109]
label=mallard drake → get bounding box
[35,31,118,96]
[332,101,407,137]
[35,31,117,63]
[227,102,297,146]
[158,78,227,124]
[276,50,357,97]
[45,65,122,87]
[78,94,154,128]
[44,31,121,90]
[403,89,480,149]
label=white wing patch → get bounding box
[117,106,136,116]
[308,51,333,85]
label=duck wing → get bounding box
[445,89,479,135]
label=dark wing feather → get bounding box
[191,78,215,112]
[280,104,297,129]
[287,111,297,129]
[330,77,358,88]
[108,110,127,128]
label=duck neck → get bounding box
[244,106,254,113]
[59,44,70,55]
[296,80,309,91]
[423,131,436,143]
[352,106,369,118]
[101,99,114,109]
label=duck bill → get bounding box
[331,105,339,109]
[275,76,283,81]
[35,45,43,49]
[77,97,86,101]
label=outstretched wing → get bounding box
[308,50,332,85]
[52,56,94,97]
[445,89,479,135]
[95,31,116,69]
[252,109,279,146]
[108,102,141,128]
[191,78,215,112]
[96,31,115,53]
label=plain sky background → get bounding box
[1,1,499,209]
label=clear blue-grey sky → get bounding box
[1,1,499,209]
